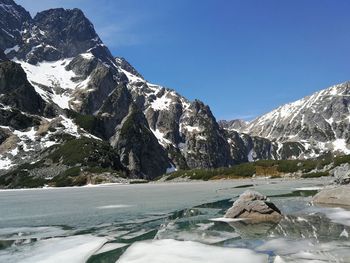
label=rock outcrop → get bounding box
[331,163,350,185]
[225,190,282,223]
[312,186,350,206]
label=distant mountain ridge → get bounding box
[226,82,350,157]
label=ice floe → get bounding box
[0,234,108,263]
[117,239,268,263]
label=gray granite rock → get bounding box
[313,186,350,206]
[225,190,282,223]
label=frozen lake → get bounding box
[0,178,349,262]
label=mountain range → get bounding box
[0,0,349,187]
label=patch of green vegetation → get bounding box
[166,163,256,181]
[50,174,87,187]
[66,110,105,139]
[83,166,114,174]
[62,167,81,177]
[301,171,329,178]
[163,153,345,182]
[129,180,149,184]
[334,155,350,166]
[46,137,120,168]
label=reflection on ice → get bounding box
[117,239,268,263]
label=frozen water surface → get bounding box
[0,178,348,262]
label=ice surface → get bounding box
[117,239,268,263]
[323,207,350,227]
[93,243,127,255]
[258,238,350,262]
[209,217,247,223]
[0,226,69,241]
[97,204,133,209]
[0,235,108,263]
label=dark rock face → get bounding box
[0,61,46,114]
[31,8,101,61]
[1,3,109,64]
[0,49,8,61]
[180,100,233,168]
[0,0,31,51]
[111,104,170,179]
[98,84,133,139]
[225,190,282,223]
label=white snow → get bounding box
[332,139,350,154]
[150,95,173,111]
[10,147,18,156]
[80,53,94,60]
[14,127,37,141]
[247,149,254,162]
[51,92,71,109]
[59,115,80,137]
[117,239,267,263]
[151,128,172,146]
[119,68,143,83]
[0,157,13,170]
[4,45,20,55]
[18,59,75,90]
[166,164,177,174]
[340,229,348,238]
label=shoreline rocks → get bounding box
[225,190,282,223]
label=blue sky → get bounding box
[17,0,350,120]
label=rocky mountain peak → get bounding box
[1,3,108,64]
[0,0,31,50]
[115,57,143,79]
[219,119,249,131]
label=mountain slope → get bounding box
[0,0,235,186]
[233,82,350,157]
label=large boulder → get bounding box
[225,190,282,223]
[312,185,350,206]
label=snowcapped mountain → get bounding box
[0,0,236,186]
[229,82,350,158]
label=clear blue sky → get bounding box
[17,0,350,120]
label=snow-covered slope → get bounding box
[240,82,350,155]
